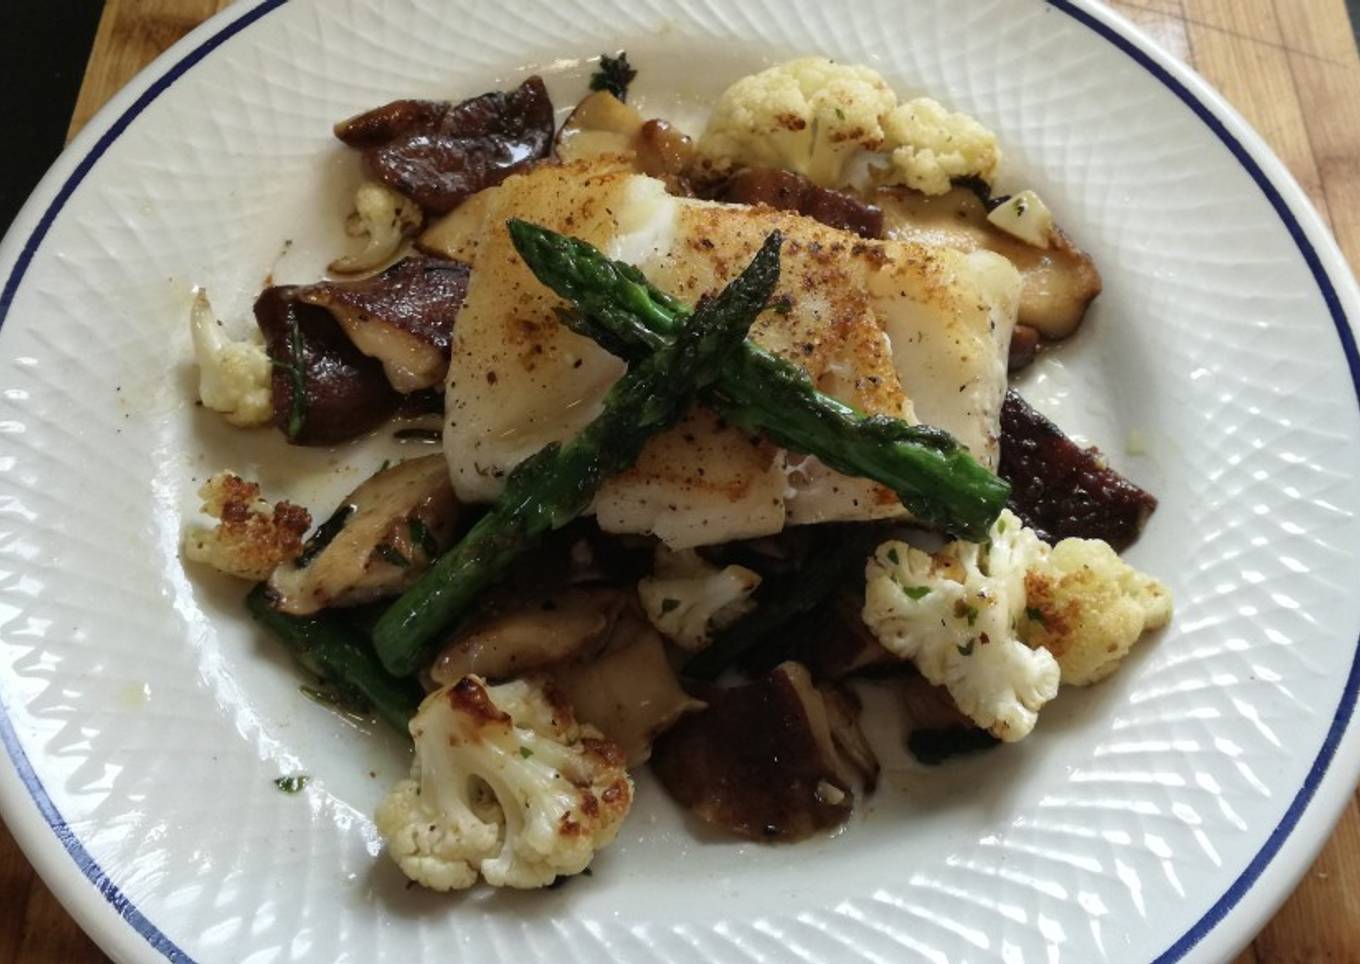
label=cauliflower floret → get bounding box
[189,289,273,427]
[329,180,422,274]
[698,57,897,187]
[863,511,1059,741]
[881,97,1001,195]
[182,472,310,580]
[637,547,761,651]
[863,511,1174,738]
[1021,538,1172,685]
[375,675,633,891]
[699,59,1000,196]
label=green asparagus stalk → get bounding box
[507,219,1010,541]
[371,232,785,676]
[245,584,421,734]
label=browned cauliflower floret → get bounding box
[375,675,634,890]
[1021,538,1172,685]
[862,511,1059,742]
[182,473,310,580]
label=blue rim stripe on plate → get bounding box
[1042,2,1360,960]
[0,2,289,961]
[0,1,1356,962]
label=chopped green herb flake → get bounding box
[379,459,391,472]
[300,683,369,716]
[1025,606,1046,626]
[377,543,410,568]
[997,518,1006,533]
[519,747,534,759]
[296,504,354,568]
[955,601,979,626]
[300,683,343,707]
[902,585,931,601]
[660,598,680,614]
[408,518,440,558]
[886,547,900,565]
[273,313,309,439]
[589,51,637,102]
[274,774,309,794]
[956,639,975,657]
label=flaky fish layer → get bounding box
[445,158,1019,548]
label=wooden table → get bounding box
[2,0,1359,960]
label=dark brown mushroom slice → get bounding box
[708,167,884,239]
[900,671,974,730]
[908,727,1000,765]
[295,256,470,394]
[800,590,901,681]
[268,455,461,614]
[900,673,998,765]
[334,76,555,215]
[254,285,401,446]
[999,389,1158,550]
[877,185,1102,339]
[650,661,857,842]
[429,586,634,685]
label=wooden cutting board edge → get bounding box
[2,1,1357,962]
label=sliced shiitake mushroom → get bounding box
[877,185,1102,341]
[999,389,1157,550]
[268,455,460,614]
[802,590,900,680]
[334,76,555,215]
[900,671,999,765]
[900,671,974,731]
[555,90,644,162]
[555,91,695,189]
[254,285,401,446]
[295,255,469,394]
[633,118,695,183]
[429,586,633,684]
[651,661,872,842]
[820,684,879,793]
[430,583,701,764]
[552,627,704,766]
[414,183,502,263]
[708,167,884,239]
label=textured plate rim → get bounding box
[0,1,1358,961]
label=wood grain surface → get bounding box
[3,0,1358,960]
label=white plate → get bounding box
[2,0,1359,961]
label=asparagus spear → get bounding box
[245,584,421,734]
[372,232,784,676]
[508,219,1010,541]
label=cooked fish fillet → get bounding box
[445,158,1019,548]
